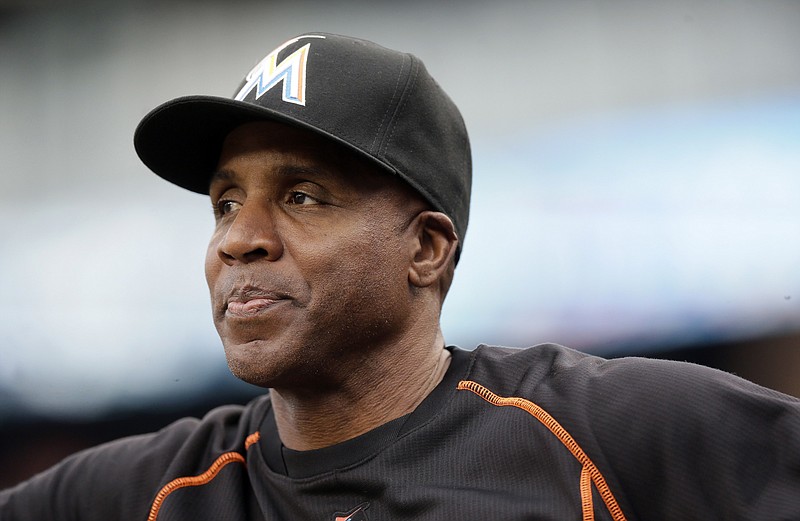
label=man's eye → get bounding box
[288,192,319,205]
[216,200,241,216]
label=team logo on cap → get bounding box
[234,34,326,106]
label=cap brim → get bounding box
[133,95,394,195]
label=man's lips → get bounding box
[224,286,290,318]
[226,298,280,317]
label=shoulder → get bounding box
[461,343,800,476]
[463,344,800,517]
[88,395,268,476]
[464,342,798,410]
[0,395,270,521]
[462,342,632,398]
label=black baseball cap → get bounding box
[134,32,472,259]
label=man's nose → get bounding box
[217,203,283,264]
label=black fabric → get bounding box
[260,345,470,480]
[2,344,799,520]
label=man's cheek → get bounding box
[204,241,222,288]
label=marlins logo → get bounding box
[234,34,326,105]
[333,502,369,521]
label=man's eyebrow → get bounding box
[277,164,335,178]
[207,164,340,193]
[210,169,235,185]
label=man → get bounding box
[2,32,799,520]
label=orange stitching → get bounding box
[245,431,261,450]
[147,452,245,521]
[457,380,627,521]
[146,429,260,521]
[580,465,594,521]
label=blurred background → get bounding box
[1,0,798,487]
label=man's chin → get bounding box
[219,338,266,383]
[222,339,315,389]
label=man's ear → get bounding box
[408,211,459,289]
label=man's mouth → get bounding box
[226,298,280,317]
[224,285,289,318]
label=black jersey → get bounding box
[2,344,799,520]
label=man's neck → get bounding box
[270,333,451,451]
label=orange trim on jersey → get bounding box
[146,431,260,521]
[457,380,627,521]
[580,466,594,521]
[245,431,261,449]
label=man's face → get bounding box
[205,121,424,390]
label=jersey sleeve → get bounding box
[0,417,200,521]
[581,356,800,519]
